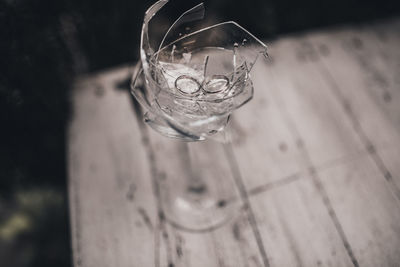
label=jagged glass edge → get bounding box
[155,2,206,61]
[147,21,265,103]
[134,0,267,140]
[131,62,223,140]
[141,0,268,92]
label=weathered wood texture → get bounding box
[68,18,400,267]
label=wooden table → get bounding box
[68,18,400,267]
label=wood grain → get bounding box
[68,18,400,267]
[68,66,157,267]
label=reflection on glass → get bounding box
[131,0,267,231]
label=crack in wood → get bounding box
[275,203,304,267]
[69,150,84,267]
[137,207,154,231]
[248,174,300,197]
[162,226,174,267]
[232,221,242,242]
[231,214,261,267]
[130,93,179,267]
[175,234,183,259]
[130,95,166,267]
[209,229,228,267]
[246,144,394,198]
[224,144,271,267]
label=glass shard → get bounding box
[132,0,268,141]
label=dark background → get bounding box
[0,0,399,266]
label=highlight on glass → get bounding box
[131,0,268,141]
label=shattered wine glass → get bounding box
[131,0,267,231]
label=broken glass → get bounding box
[131,0,268,141]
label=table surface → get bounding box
[68,18,400,267]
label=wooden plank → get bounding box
[68,66,157,267]
[68,18,400,267]
[227,60,304,190]
[303,26,400,265]
[250,174,354,267]
[261,26,400,266]
[355,20,400,195]
[318,155,400,266]
[369,18,400,97]
[307,23,400,196]
[231,37,363,266]
[266,37,365,166]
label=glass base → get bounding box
[157,139,241,232]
